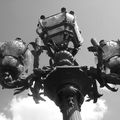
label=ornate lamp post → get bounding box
[0,8,120,120]
[35,8,88,120]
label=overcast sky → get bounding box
[0,0,120,120]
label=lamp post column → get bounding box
[57,85,83,120]
[44,67,89,120]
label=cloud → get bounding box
[9,96,62,120]
[0,96,107,120]
[0,113,10,120]
[81,98,108,120]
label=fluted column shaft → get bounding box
[60,95,82,120]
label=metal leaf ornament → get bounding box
[88,39,120,92]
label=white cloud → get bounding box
[0,96,107,120]
[9,96,62,120]
[0,113,10,120]
[81,98,107,120]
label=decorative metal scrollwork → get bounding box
[88,38,120,93]
[0,8,120,106]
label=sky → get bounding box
[0,0,120,120]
